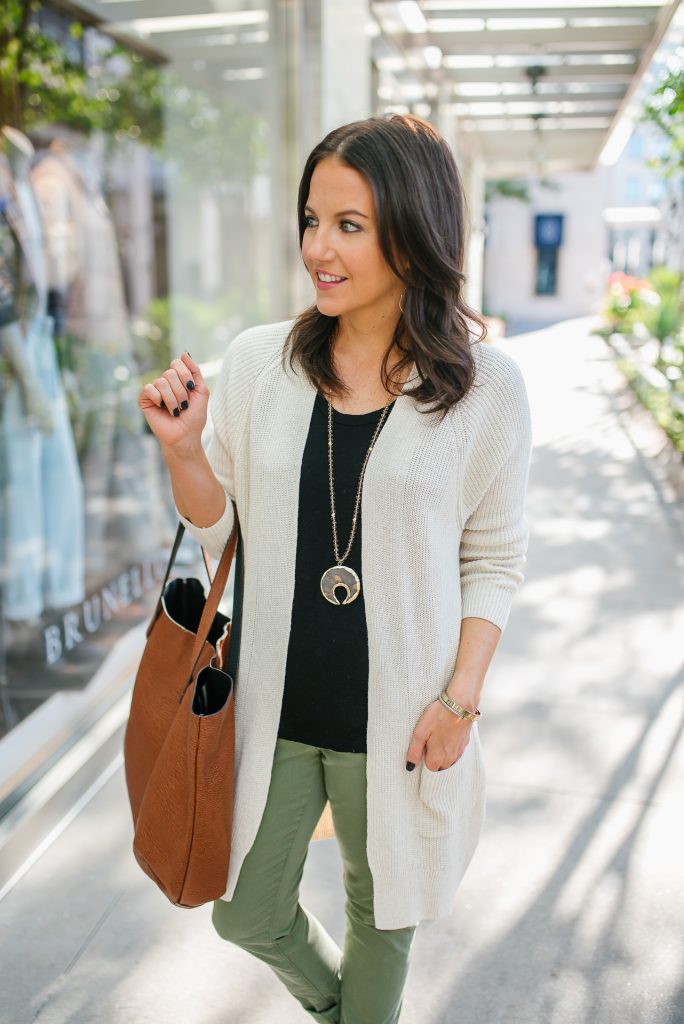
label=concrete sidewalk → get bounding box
[2,316,683,1024]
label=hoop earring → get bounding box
[399,289,407,315]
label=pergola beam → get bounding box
[451,88,627,102]
[415,3,664,16]
[453,105,620,118]
[425,25,652,50]
[441,67,634,82]
[372,0,680,174]
[458,116,613,128]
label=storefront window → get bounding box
[0,0,297,738]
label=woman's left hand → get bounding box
[406,699,473,772]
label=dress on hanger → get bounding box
[0,140,84,621]
[30,142,157,578]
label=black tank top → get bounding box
[277,389,395,753]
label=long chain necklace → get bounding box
[320,364,395,606]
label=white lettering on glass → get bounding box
[40,555,167,665]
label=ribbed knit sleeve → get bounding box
[458,346,533,632]
[175,321,289,558]
[175,338,240,559]
[176,463,235,562]
[175,360,236,561]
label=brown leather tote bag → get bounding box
[123,508,243,908]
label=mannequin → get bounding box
[0,128,52,432]
[30,126,157,575]
[0,125,85,626]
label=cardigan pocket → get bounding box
[417,728,485,838]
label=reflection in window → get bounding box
[0,0,277,738]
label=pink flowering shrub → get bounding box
[604,271,659,329]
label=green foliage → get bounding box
[0,1,163,142]
[648,265,681,294]
[617,357,684,454]
[0,1,264,186]
[602,267,682,357]
[641,266,682,345]
[485,177,560,203]
[485,179,531,203]
[603,263,684,454]
[641,65,684,177]
[131,297,172,378]
[602,270,657,331]
[164,83,266,188]
[641,293,681,345]
[170,290,260,363]
[94,52,164,148]
[132,289,270,376]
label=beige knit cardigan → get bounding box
[177,318,533,930]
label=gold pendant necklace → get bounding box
[320,387,394,606]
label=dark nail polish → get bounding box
[173,407,180,417]
[186,380,195,391]
[181,400,189,410]
[406,761,415,772]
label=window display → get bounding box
[0,0,292,739]
[0,125,85,625]
[0,117,170,735]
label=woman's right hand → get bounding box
[139,352,209,453]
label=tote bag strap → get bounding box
[146,506,236,640]
[147,523,186,636]
[185,508,238,667]
[145,504,241,699]
[196,516,244,684]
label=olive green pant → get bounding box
[211,737,417,1023]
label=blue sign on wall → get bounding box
[535,213,564,249]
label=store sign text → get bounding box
[43,556,166,665]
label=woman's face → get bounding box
[301,156,404,324]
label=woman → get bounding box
[139,114,532,1024]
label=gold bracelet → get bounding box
[439,691,481,721]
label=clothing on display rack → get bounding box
[30,130,159,577]
[0,126,84,623]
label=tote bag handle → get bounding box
[145,504,242,698]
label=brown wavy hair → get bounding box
[283,113,486,421]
